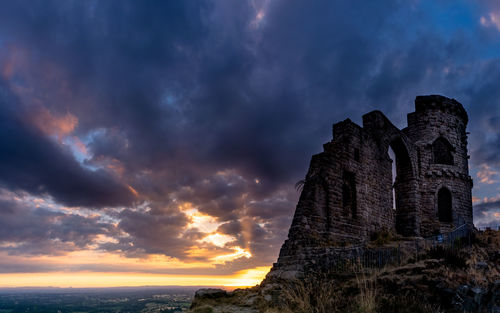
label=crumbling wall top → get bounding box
[415,95,468,124]
[332,118,362,140]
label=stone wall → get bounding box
[269,95,473,278]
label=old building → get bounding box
[269,95,473,278]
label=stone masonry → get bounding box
[268,95,473,279]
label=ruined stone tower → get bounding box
[269,95,473,279]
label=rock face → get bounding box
[269,95,473,279]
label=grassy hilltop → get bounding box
[190,229,500,313]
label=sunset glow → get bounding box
[0,0,499,290]
[0,267,271,288]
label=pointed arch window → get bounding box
[438,187,452,222]
[432,137,454,165]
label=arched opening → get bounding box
[342,171,357,219]
[437,187,452,222]
[432,137,454,165]
[388,137,415,235]
[390,138,413,181]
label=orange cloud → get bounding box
[482,195,500,203]
[477,164,499,184]
[127,185,139,197]
[29,106,78,140]
[90,156,126,177]
[71,136,88,155]
[480,12,500,31]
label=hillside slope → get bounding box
[190,230,500,313]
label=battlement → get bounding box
[414,95,468,124]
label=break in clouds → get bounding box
[0,0,500,275]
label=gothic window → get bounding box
[432,137,454,165]
[438,187,452,222]
[342,171,357,219]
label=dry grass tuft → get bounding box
[278,277,343,313]
[370,229,394,246]
[356,270,377,313]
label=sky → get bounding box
[0,0,500,288]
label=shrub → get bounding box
[355,271,377,313]
[370,230,393,246]
[426,246,467,269]
[279,278,342,313]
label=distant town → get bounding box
[0,287,204,312]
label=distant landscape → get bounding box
[0,287,206,313]
[2,1,500,313]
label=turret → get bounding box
[405,95,472,234]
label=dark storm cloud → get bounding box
[0,0,420,200]
[463,61,500,168]
[474,132,500,167]
[100,207,192,259]
[474,200,500,214]
[0,0,357,187]
[0,0,500,268]
[0,197,117,255]
[0,83,136,207]
[473,200,500,227]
